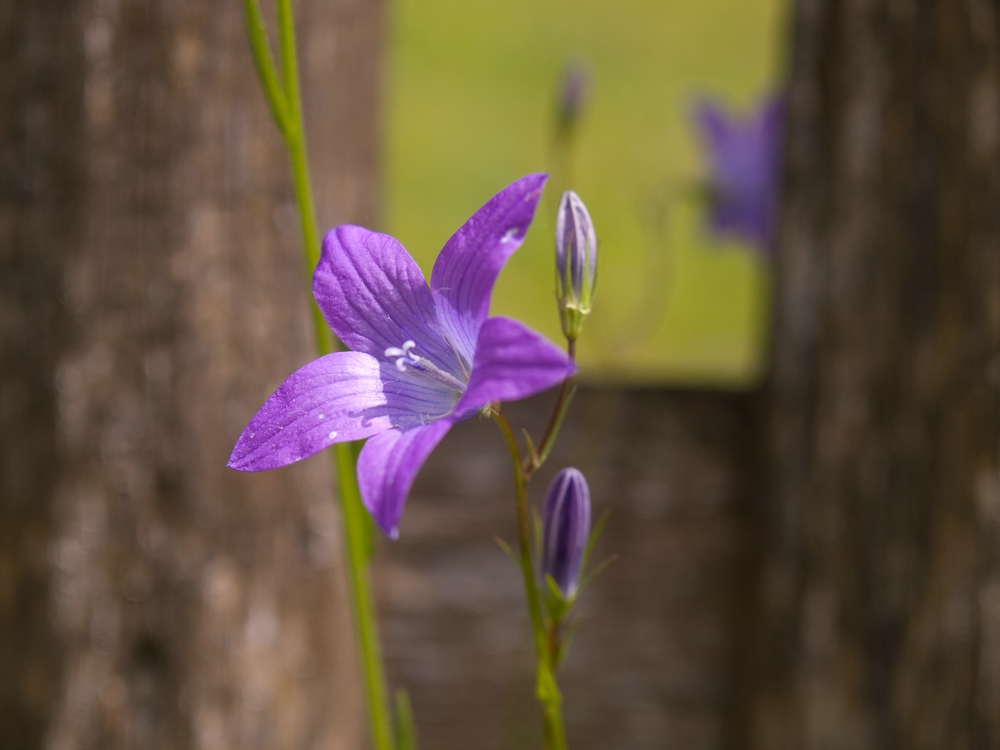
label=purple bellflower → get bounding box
[541,467,591,599]
[229,174,576,538]
[693,95,784,254]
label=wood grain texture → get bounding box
[0,1,381,747]
[379,388,759,750]
[749,0,1000,747]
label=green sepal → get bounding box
[535,660,561,707]
[558,302,590,343]
[532,506,544,560]
[522,428,539,467]
[556,615,583,667]
[543,574,571,624]
[580,508,610,573]
[576,554,618,597]
[394,689,418,750]
[493,535,516,560]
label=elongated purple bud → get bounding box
[541,468,591,598]
[555,191,597,342]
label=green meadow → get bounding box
[383,0,787,386]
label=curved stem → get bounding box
[493,407,567,750]
[525,340,576,478]
[494,408,545,654]
[241,0,290,138]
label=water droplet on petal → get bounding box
[328,431,338,440]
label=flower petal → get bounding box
[693,98,731,158]
[228,352,393,472]
[376,361,463,431]
[758,95,785,144]
[453,316,576,415]
[694,95,784,253]
[314,225,460,377]
[357,420,454,538]
[430,173,547,364]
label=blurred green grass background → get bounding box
[383,0,787,386]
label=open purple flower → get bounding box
[693,94,784,254]
[229,174,575,538]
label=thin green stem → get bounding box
[494,408,546,654]
[525,340,576,478]
[276,0,298,111]
[243,2,395,749]
[274,0,334,356]
[493,407,567,750]
[542,701,567,750]
[334,441,395,750]
[241,0,291,139]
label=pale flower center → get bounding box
[385,340,467,393]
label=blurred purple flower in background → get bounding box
[542,467,592,598]
[693,94,784,254]
[229,174,575,538]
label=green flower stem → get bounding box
[493,407,567,750]
[524,340,576,478]
[241,2,394,749]
[242,0,291,138]
[273,0,336,358]
[333,437,394,750]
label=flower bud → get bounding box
[541,467,591,599]
[555,62,590,136]
[555,191,597,342]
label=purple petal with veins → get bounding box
[357,420,454,538]
[454,316,577,418]
[230,173,574,537]
[431,173,547,364]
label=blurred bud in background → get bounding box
[555,61,591,140]
[555,190,597,344]
[549,61,591,203]
[541,468,592,600]
[692,94,784,256]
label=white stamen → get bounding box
[383,339,467,392]
[386,340,419,372]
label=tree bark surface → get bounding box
[750,1,1000,748]
[0,1,380,748]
